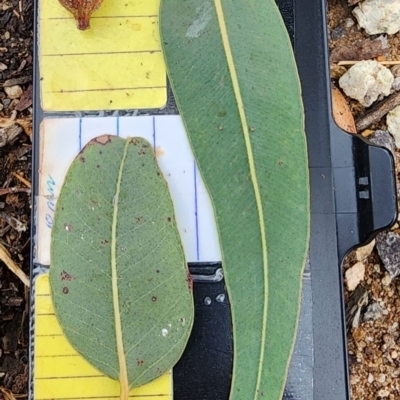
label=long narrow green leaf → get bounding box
[160,1,310,399]
[50,136,194,399]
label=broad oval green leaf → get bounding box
[160,1,310,399]
[50,135,194,398]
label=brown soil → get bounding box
[0,0,33,397]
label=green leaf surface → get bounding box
[50,135,194,398]
[160,1,310,399]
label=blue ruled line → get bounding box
[79,119,82,151]
[116,117,120,136]
[194,161,200,261]
[152,116,156,149]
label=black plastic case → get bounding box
[31,1,398,399]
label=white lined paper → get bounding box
[37,115,221,265]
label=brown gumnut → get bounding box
[58,0,105,30]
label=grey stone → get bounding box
[376,231,400,278]
[369,130,396,158]
[363,302,384,321]
[331,25,347,40]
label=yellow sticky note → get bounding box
[39,0,166,111]
[34,274,172,400]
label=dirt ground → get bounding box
[0,0,399,399]
[0,0,33,398]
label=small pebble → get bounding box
[378,388,390,397]
[339,60,393,107]
[345,18,355,28]
[4,85,23,99]
[345,261,365,291]
[368,373,374,383]
[391,350,398,359]
[331,25,347,40]
[391,65,400,77]
[363,302,384,321]
[373,264,381,273]
[355,240,375,262]
[382,273,392,286]
[350,375,360,385]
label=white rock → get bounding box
[339,60,393,107]
[345,18,355,28]
[378,388,390,398]
[355,239,375,262]
[353,0,400,35]
[382,272,392,286]
[345,261,365,291]
[4,85,23,99]
[387,105,400,148]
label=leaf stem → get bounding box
[112,139,130,400]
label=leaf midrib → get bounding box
[111,139,130,398]
[213,1,269,398]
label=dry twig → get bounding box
[0,387,26,399]
[0,187,30,196]
[0,212,27,232]
[0,243,29,287]
[356,91,400,132]
[11,172,31,189]
[338,61,400,66]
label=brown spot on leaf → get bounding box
[167,217,171,223]
[186,270,193,291]
[151,296,157,302]
[79,156,85,163]
[61,271,74,281]
[94,135,112,145]
[130,138,140,146]
[96,164,100,168]
[138,148,146,156]
[136,359,144,366]
[62,287,69,294]
[101,239,109,245]
[64,223,72,232]
[135,216,144,223]
[155,146,165,157]
[156,269,160,274]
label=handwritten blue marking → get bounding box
[117,117,120,136]
[45,175,56,229]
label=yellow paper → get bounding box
[39,0,166,111]
[34,274,172,400]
